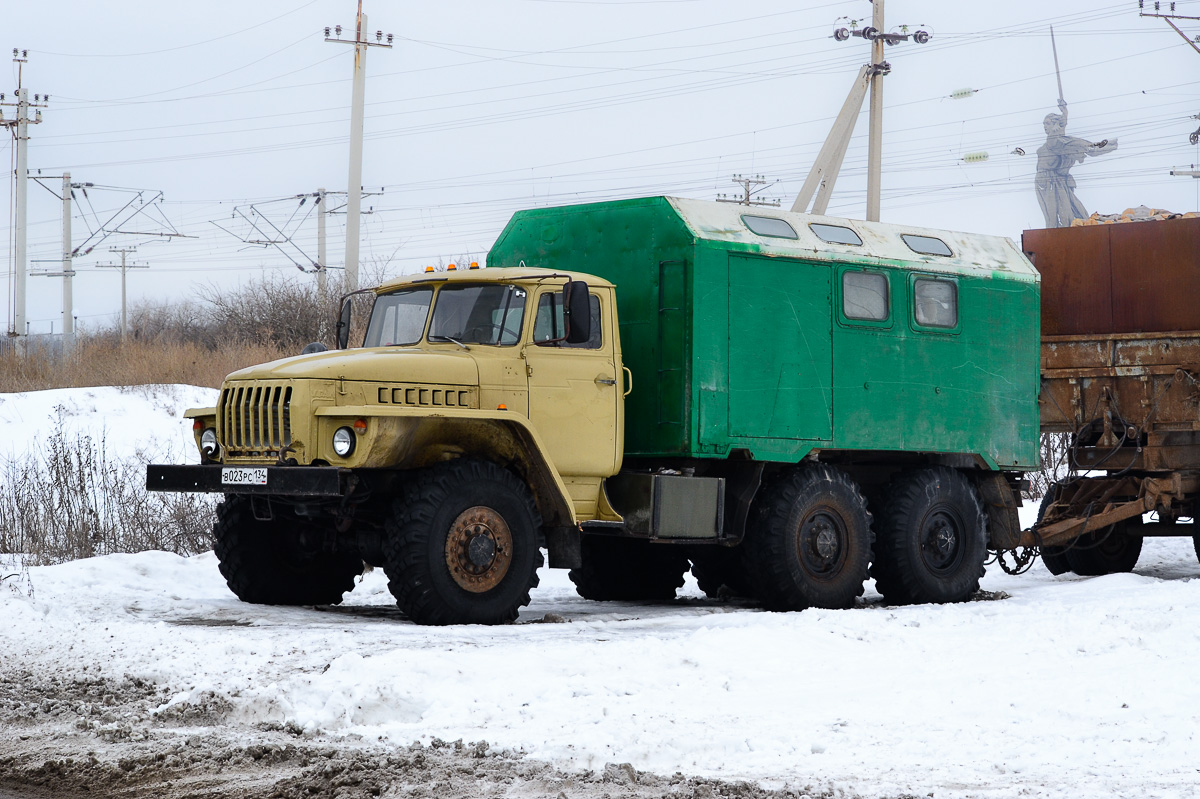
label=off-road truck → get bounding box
[148,196,1040,625]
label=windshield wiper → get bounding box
[429,334,470,351]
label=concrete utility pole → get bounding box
[0,49,47,349]
[793,2,930,221]
[97,247,148,340]
[317,187,328,296]
[326,3,392,292]
[61,173,74,349]
[865,0,886,222]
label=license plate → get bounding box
[221,467,268,486]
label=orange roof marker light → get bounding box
[497,404,508,411]
[424,266,434,273]
[469,261,480,269]
[447,263,457,271]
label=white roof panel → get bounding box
[665,197,1037,281]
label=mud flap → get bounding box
[975,472,1022,550]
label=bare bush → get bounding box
[0,424,215,565]
[1026,433,1075,500]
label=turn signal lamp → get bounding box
[353,419,368,434]
[192,419,203,431]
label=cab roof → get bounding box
[375,266,614,295]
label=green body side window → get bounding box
[842,271,889,321]
[913,278,958,329]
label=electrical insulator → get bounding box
[963,152,990,163]
[913,30,930,44]
[950,88,978,100]
[833,27,850,41]
[325,27,331,37]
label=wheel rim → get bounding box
[796,508,848,579]
[444,506,513,593]
[919,506,965,575]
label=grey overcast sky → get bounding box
[4,0,1199,335]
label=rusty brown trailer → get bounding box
[1021,218,1200,550]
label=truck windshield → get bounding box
[428,284,527,346]
[363,287,433,347]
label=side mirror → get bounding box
[564,281,591,345]
[336,298,353,350]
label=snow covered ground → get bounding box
[3,386,1200,798]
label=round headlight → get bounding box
[332,426,356,457]
[200,428,218,455]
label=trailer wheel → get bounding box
[383,459,542,625]
[1064,519,1143,576]
[213,496,363,606]
[688,546,755,599]
[1036,488,1072,576]
[744,465,872,611]
[569,536,689,601]
[874,467,987,605]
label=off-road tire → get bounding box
[1064,518,1143,576]
[744,465,872,611]
[213,495,363,606]
[383,459,543,625]
[569,536,689,601]
[688,546,755,599]
[873,467,987,605]
[1036,487,1072,576]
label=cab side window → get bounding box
[533,292,603,349]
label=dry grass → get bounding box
[0,337,290,392]
[0,425,216,566]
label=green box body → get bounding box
[489,196,1040,472]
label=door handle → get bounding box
[595,376,617,386]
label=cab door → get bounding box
[522,286,622,478]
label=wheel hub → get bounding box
[921,509,963,573]
[798,510,846,577]
[445,506,513,593]
[467,531,498,567]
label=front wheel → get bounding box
[873,467,987,605]
[1036,486,1072,576]
[383,459,543,625]
[744,465,872,611]
[1064,518,1143,576]
[213,496,363,606]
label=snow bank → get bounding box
[0,384,218,463]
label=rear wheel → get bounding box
[873,467,987,605]
[744,465,872,611]
[1064,518,1143,576]
[383,459,542,625]
[569,536,689,601]
[213,496,363,606]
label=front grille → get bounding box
[219,383,292,457]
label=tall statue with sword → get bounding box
[1035,27,1119,228]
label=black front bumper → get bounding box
[146,464,351,497]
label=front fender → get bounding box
[315,405,576,527]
